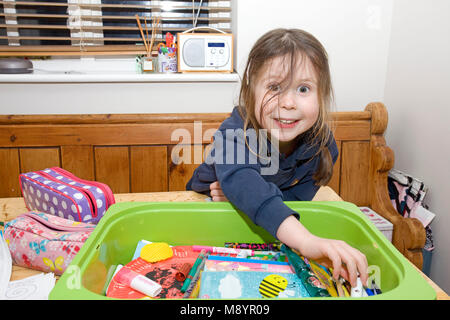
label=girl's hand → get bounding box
[298,234,369,288]
[277,215,368,288]
[209,181,229,202]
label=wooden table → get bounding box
[1,187,448,299]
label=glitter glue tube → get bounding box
[115,267,162,298]
[281,244,331,298]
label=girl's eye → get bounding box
[297,86,310,93]
[268,84,281,92]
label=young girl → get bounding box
[186,28,368,288]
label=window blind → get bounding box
[0,0,231,56]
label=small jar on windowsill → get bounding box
[141,52,158,73]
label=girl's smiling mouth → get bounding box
[273,118,300,128]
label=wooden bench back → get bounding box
[0,105,377,206]
[0,103,429,268]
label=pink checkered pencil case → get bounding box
[4,211,95,276]
[19,167,115,224]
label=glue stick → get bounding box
[115,267,162,298]
[350,277,364,298]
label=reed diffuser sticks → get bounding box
[136,14,161,58]
[135,14,149,56]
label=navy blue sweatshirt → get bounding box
[186,107,338,239]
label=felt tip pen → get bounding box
[252,250,285,256]
[193,245,254,257]
[224,242,282,251]
[371,280,382,294]
[365,287,374,296]
[341,278,351,296]
[336,278,350,297]
[335,279,345,297]
[115,267,162,298]
[271,252,281,261]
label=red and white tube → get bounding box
[115,267,162,298]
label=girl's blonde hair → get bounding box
[238,28,335,185]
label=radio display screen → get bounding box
[207,42,225,47]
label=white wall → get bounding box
[384,0,450,293]
[0,58,240,114]
[0,0,393,114]
[0,79,239,114]
[235,0,393,110]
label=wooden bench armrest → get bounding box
[366,102,426,268]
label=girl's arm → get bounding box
[209,123,367,286]
[210,180,368,288]
[276,215,368,287]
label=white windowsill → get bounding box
[0,71,240,83]
[0,58,240,83]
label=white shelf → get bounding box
[0,71,240,83]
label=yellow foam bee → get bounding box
[259,274,288,298]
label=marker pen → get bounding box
[193,245,253,258]
[224,242,282,251]
[253,250,285,256]
[335,279,345,297]
[365,286,374,296]
[115,267,162,298]
[371,280,382,295]
[338,278,350,297]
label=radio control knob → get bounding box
[219,49,224,54]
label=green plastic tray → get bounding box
[49,201,436,300]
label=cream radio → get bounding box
[177,31,233,73]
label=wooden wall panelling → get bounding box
[130,146,168,192]
[94,146,130,194]
[0,149,21,197]
[327,140,342,194]
[19,148,61,173]
[168,144,204,191]
[0,123,223,147]
[0,112,372,200]
[61,146,95,181]
[339,141,370,206]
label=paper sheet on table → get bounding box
[0,230,12,299]
[1,230,56,300]
[2,273,56,300]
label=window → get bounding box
[0,0,231,56]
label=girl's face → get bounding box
[253,54,320,150]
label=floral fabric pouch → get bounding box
[4,211,95,276]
